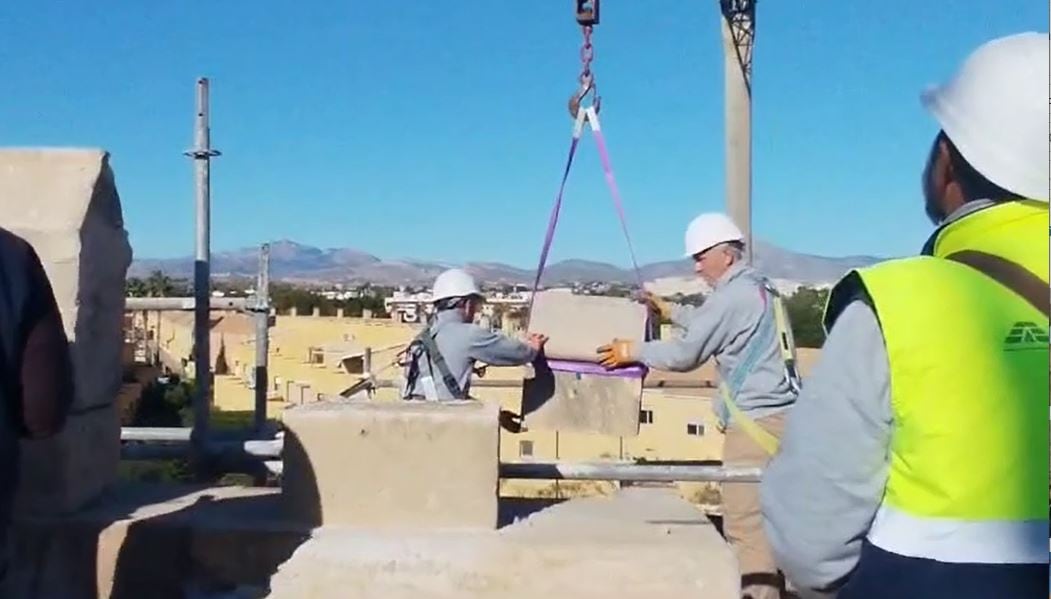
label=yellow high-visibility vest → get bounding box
[825,200,1049,564]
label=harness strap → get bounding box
[946,250,1050,318]
[718,282,800,456]
[406,326,466,400]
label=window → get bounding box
[519,440,534,457]
[639,409,654,424]
[686,423,705,436]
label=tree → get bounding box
[784,286,830,348]
[145,270,176,297]
[126,277,148,297]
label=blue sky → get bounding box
[2,1,1045,267]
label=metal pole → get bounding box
[185,77,221,451]
[720,0,756,263]
[124,297,247,312]
[363,346,373,376]
[499,461,762,483]
[253,244,271,432]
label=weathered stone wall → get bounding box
[0,149,132,515]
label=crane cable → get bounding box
[527,0,644,322]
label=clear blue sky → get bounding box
[1,1,1045,267]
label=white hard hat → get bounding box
[921,32,1050,202]
[683,213,745,257]
[431,268,481,303]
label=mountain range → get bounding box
[129,240,882,287]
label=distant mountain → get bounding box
[129,239,882,287]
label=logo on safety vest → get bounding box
[1003,321,1049,351]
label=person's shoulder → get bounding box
[0,227,37,274]
[0,227,32,256]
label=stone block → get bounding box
[523,292,648,435]
[14,404,121,516]
[527,290,649,362]
[0,149,131,516]
[282,400,499,529]
[522,365,642,436]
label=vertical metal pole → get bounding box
[720,0,756,263]
[185,77,221,450]
[363,346,373,376]
[253,244,271,432]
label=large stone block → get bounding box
[527,290,649,362]
[523,292,649,435]
[0,149,132,514]
[522,365,642,436]
[282,400,499,530]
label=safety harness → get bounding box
[401,320,466,400]
[717,280,801,455]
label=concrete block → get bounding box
[0,149,131,516]
[14,404,120,516]
[282,400,499,529]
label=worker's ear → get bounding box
[938,138,967,211]
[923,136,956,224]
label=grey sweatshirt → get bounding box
[759,201,997,596]
[402,309,538,400]
[638,263,798,425]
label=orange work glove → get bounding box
[596,338,639,368]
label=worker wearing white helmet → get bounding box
[402,268,547,411]
[598,212,801,599]
[762,32,1049,598]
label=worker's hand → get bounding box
[526,333,549,352]
[637,291,672,321]
[596,338,639,368]
[472,364,488,378]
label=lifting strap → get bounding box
[718,282,801,456]
[528,106,643,320]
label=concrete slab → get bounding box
[266,487,739,599]
[8,483,307,599]
[282,400,500,530]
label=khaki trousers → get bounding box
[723,412,787,599]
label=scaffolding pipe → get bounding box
[500,461,762,483]
[244,461,758,482]
[184,77,221,452]
[120,427,194,442]
[124,297,247,312]
[253,244,271,432]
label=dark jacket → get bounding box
[0,227,74,546]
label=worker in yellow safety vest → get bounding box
[760,32,1049,598]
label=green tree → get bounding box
[784,286,830,348]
